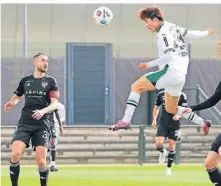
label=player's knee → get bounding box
[36,157,47,168]
[204,156,217,170]
[11,151,22,162]
[131,82,145,94]
[169,143,176,151]
[155,141,164,149]
[204,158,212,169]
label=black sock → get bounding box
[207,167,221,186]
[156,146,164,153]
[167,151,175,168]
[39,167,49,186]
[10,161,20,186]
[50,148,56,162]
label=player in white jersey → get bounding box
[109,6,214,131]
[49,102,65,172]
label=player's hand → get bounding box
[32,110,45,120]
[206,27,215,35]
[151,120,157,129]
[137,62,149,70]
[4,102,14,112]
[59,126,63,135]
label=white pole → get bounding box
[23,4,27,58]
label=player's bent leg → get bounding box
[109,75,156,131]
[10,140,26,186]
[181,112,212,135]
[164,92,179,115]
[36,146,49,186]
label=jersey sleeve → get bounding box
[177,25,209,39]
[49,78,59,99]
[177,25,188,37]
[14,78,25,97]
[50,78,59,91]
[155,92,163,106]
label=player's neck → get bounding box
[156,21,164,32]
[33,71,46,79]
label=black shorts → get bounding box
[210,133,221,154]
[11,124,51,150]
[156,124,181,141]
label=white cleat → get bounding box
[159,149,167,164]
[165,167,172,176]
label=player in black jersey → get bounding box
[184,81,221,186]
[4,53,59,186]
[153,89,212,175]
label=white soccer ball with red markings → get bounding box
[93,6,113,26]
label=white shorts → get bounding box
[145,65,186,96]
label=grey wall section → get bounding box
[1,58,221,126]
[2,4,221,58]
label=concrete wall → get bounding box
[2,4,221,58]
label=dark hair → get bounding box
[33,52,47,59]
[138,6,164,21]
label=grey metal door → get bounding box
[66,43,114,125]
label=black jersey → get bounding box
[155,90,187,126]
[14,74,59,126]
[191,81,221,111]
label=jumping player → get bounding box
[109,6,214,131]
[4,53,59,186]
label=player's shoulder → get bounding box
[20,74,33,82]
[45,75,58,83]
[158,21,178,34]
[45,75,56,81]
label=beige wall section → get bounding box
[2,4,221,57]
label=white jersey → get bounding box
[53,102,65,128]
[156,21,190,74]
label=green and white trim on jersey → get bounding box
[145,64,169,86]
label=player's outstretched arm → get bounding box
[184,82,221,113]
[4,95,21,112]
[183,27,214,39]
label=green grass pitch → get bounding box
[1,164,214,186]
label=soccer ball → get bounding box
[93,6,113,26]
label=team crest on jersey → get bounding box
[42,82,48,88]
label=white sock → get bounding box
[122,92,140,123]
[182,112,204,127]
[50,161,55,167]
